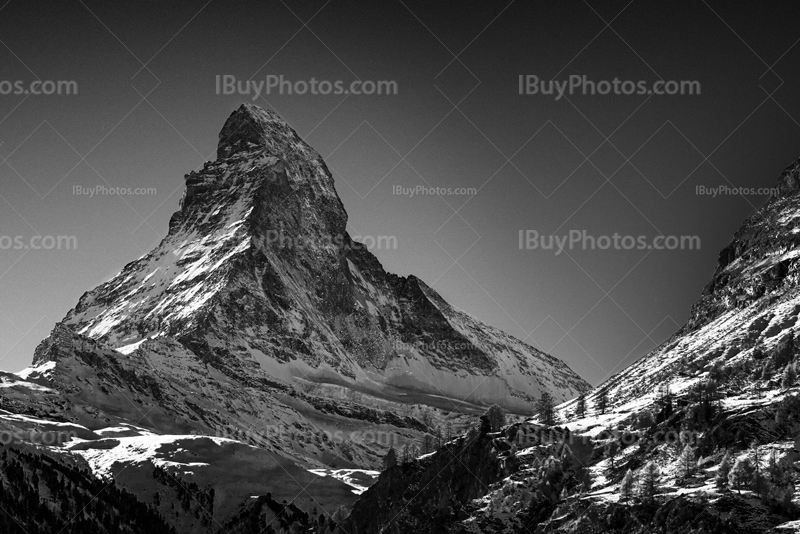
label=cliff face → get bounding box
[687,156,800,333]
[35,103,587,425]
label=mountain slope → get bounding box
[575,156,800,413]
[43,103,587,417]
[342,154,800,533]
[0,446,176,534]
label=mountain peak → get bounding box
[217,103,299,160]
[55,103,587,417]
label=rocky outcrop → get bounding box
[775,158,800,198]
[686,155,800,332]
[341,431,507,534]
[341,422,595,534]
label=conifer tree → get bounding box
[421,434,434,455]
[382,447,397,470]
[619,469,635,502]
[677,444,696,483]
[716,451,732,491]
[595,388,609,415]
[782,364,797,389]
[537,393,555,425]
[638,462,659,502]
[604,441,618,473]
[728,457,753,494]
[400,443,412,464]
[485,405,506,432]
[767,449,781,483]
[750,443,767,496]
[433,425,443,449]
[479,415,492,435]
[657,383,673,418]
[575,392,587,419]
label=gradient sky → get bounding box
[0,1,799,386]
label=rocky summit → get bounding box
[56,103,587,414]
[0,104,588,532]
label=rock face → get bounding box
[687,156,800,332]
[42,103,587,422]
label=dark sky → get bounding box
[0,0,799,385]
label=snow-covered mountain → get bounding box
[0,104,589,532]
[40,103,586,416]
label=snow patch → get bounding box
[15,361,56,380]
[307,468,379,495]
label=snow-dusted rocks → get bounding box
[39,103,586,425]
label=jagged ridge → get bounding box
[43,103,587,412]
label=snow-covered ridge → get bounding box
[63,162,259,346]
[38,103,587,416]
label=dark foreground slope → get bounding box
[0,446,175,534]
